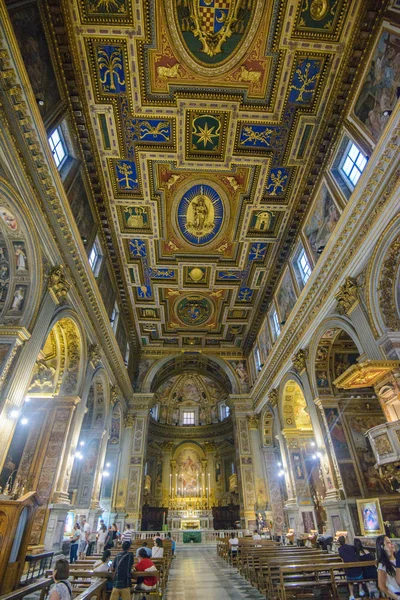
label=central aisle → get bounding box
[164,545,265,600]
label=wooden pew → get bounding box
[278,560,377,600]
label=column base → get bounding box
[43,504,72,551]
[322,499,354,541]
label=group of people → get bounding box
[338,535,400,600]
[55,528,176,600]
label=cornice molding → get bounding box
[251,105,400,411]
[0,9,133,399]
[149,418,233,440]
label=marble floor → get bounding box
[164,545,265,600]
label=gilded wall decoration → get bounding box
[78,0,134,25]
[238,417,251,454]
[186,110,229,160]
[293,0,348,39]
[378,236,400,331]
[117,206,152,233]
[127,466,141,510]
[353,29,400,142]
[176,294,213,327]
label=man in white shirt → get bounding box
[228,533,239,557]
[79,518,91,559]
[253,530,261,540]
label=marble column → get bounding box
[161,442,174,507]
[247,415,268,511]
[261,447,285,536]
[230,399,257,531]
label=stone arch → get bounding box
[308,318,364,399]
[365,213,400,340]
[279,375,313,432]
[142,353,238,395]
[0,178,42,329]
[27,310,86,398]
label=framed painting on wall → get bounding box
[356,498,384,536]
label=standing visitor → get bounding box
[111,522,119,547]
[121,523,133,544]
[104,526,114,550]
[376,535,400,600]
[110,541,134,600]
[69,523,80,564]
[228,533,239,557]
[97,524,108,554]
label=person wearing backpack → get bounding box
[110,541,134,600]
[48,558,72,600]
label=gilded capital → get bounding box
[124,413,135,428]
[48,265,71,304]
[247,414,260,429]
[268,388,279,408]
[88,343,101,368]
[292,349,308,373]
[334,276,359,315]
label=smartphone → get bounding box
[108,560,113,566]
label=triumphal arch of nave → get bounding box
[0,0,399,559]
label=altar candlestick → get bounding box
[175,473,177,498]
[169,473,172,496]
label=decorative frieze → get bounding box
[379,236,400,331]
[334,276,359,315]
[268,388,279,408]
[292,349,308,373]
[88,343,101,368]
[47,266,70,305]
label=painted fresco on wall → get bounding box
[339,462,362,497]
[354,30,400,142]
[292,452,305,479]
[0,234,10,307]
[324,408,351,460]
[228,360,249,392]
[67,173,97,247]
[13,242,28,272]
[8,3,62,122]
[134,359,156,392]
[97,264,116,317]
[334,352,359,378]
[303,183,340,261]
[116,319,127,354]
[302,511,315,533]
[176,448,201,495]
[346,415,393,494]
[0,208,18,231]
[0,343,11,373]
[82,439,99,476]
[276,268,297,323]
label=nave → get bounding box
[164,546,264,600]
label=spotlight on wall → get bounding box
[102,471,110,477]
[106,462,111,468]
[21,418,28,425]
[382,110,393,117]
[317,245,326,255]
[10,410,19,419]
[310,441,316,447]
[79,441,85,447]
[316,451,322,458]
[75,451,84,460]
[277,462,282,467]
[25,396,31,403]
[278,469,285,477]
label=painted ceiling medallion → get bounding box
[177,184,224,246]
[176,295,213,327]
[167,0,264,74]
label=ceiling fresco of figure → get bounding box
[46,0,370,351]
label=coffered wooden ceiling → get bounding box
[46,0,384,352]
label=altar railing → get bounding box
[132,530,246,545]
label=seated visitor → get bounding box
[134,548,157,592]
[318,527,333,551]
[151,537,164,558]
[48,558,72,600]
[253,530,261,540]
[136,540,152,558]
[354,538,378,597]
[376,535,400,600]
[338,535,364,600]
[153,532,162,542]
[229,533,239,555]
[110,540,134,600]
[167,532,176,556]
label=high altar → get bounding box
[167,497,214,530]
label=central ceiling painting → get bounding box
[66,0,356,350]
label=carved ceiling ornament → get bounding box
[334,276,359,315]
[268,388,279,408]
[47,265,71,304]
[378,236,400,331]
[292,349,308,373]
[88,343,101,367]
[110,385,119,405]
